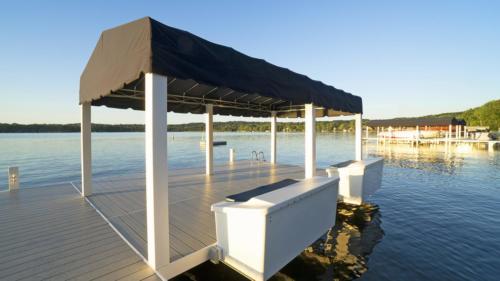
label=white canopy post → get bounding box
[448,125,452,141]
[144,73,169,270]
[206,104,214,175]
[304,104,316,178]
[81,102,92,197]
[270,111,277,164]
[355,113,363,161]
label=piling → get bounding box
[8,167,19,190]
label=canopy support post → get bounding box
[144,73,169,270]
[206,104,214,175]
[270,111,277,164]
[355,113,363,161]
[81,102,92,197]
[305,104,316,179]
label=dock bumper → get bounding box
[211,176,339,281]
[326,158,384,205]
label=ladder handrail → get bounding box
[251,151,266,161]
[251,151,258,160]
[258,151,266,161]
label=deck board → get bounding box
[75,160,324,263]
[0,160,323,280]
[0,183,159,281]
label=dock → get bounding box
[364,137,499,151]
[0,183,160,281]
[74,160,326,277]
[365,117,498,151]
[72,16,372,281]
[1,161,326,280]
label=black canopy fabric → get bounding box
[80,17,362,117]
[368,117,466,128]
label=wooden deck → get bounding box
[73,160,324,264]
[0,183,160,281]
[0,160,322,280]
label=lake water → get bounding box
[0,132,499,280]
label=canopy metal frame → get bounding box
[108,91,344,117]
[99,75,354,118]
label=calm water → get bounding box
[0,132,499,280]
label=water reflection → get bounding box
[369,143,469,175]
[172,203,384,281]
[272,203,383,281]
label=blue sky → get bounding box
[0,0,498,124]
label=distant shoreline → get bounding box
[1,99,497,133]
[0,121,356,133]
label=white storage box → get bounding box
[327,158,383,205]
[211,176,339,281]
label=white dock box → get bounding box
[327,158,384,205]
[211,176,339,281]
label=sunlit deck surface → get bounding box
[74,160,326,263]
[0,184,160,281]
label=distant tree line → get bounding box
[168,120,358,132]
[2,99,497,133]
[0,123,144,133]
[0,121,357,133]
[458,100,499,131]
[423,99,499,131]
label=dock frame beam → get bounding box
[144,73,170,270]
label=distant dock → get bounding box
[365,118,498,152]
[364,137,499,152]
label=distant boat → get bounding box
[200,140,227,146]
